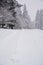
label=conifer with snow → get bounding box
[0,0,22,29]
[35,9,43,29]
[23,4,31,29]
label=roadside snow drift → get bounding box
[0,29,43,65]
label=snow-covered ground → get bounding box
[0,29,43,65]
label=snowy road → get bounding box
[0,29,43,65]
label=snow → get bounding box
[0,29,43,65]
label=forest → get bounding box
[0,0,43,29]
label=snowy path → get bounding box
[0,29,43,65]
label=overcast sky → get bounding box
[17,0,43,21]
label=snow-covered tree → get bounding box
[23,4,31,29]
[0,0,23,29]
[23,4,28,18]
[35,10,40,29]
[15,4,31,29]
[35,9,43,29]
[39,10,43,29]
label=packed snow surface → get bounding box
[0,29,43,65]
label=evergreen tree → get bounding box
[35,10,40,29]
[0,0,22,29]
[23,4,28,18]
[23,4,31,29]
[35,10,43,29]
[39,10,43,29]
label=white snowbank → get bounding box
[0,29,43,65]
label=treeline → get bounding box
[0,0,43,29]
